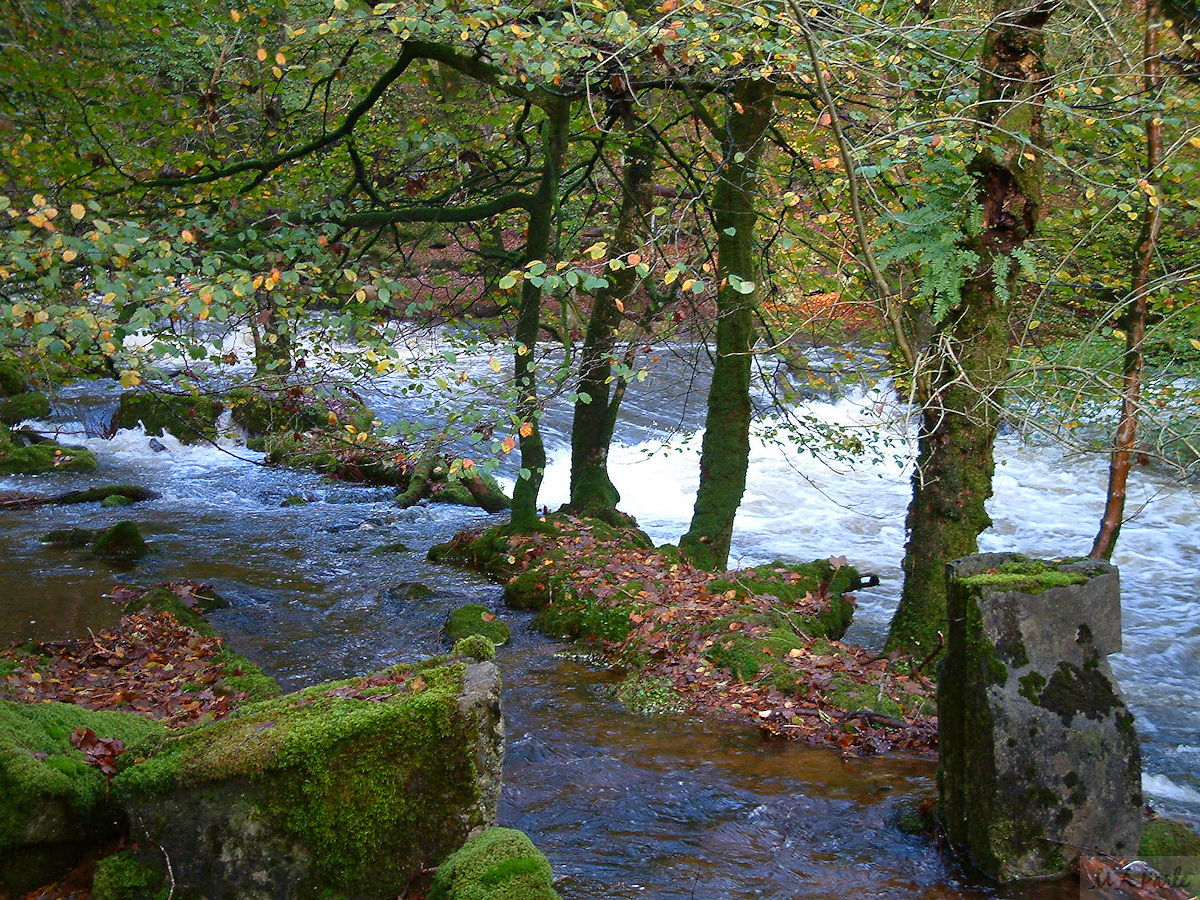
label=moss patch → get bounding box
[427,827,559,900]
[91,521,149,561]
[611,674,687,715]
[114,392,223,444]
[0,391,50,425]
[91,850,166,900]
[445,604,511,646]
[0,430,97,474]
[0,700,165,851]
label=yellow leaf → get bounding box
[70,203,86,220]
[627,253,642,266]
[272,66,283,79]
[501,436,516,453]
[275,51,286,65]
[519,422,533,438]
[665,269,679,285]
[614,297,624,313]
[257,48,268,61]
[33,309,49,323]
[488,356,502,373]
[230,8,240,20]
[181,229,195,243]
[461,457,475,469]
[1189,338,1200,352]
[62,249,77,262]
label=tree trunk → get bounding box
[679,78,775,571]
[567,129,655,517]
[510,98,570,531]
[1091,0,1163,561]
[886,0,1055,656]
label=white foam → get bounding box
[1144,773,1200,805]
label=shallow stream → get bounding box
[1,342,1196,898]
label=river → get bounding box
[0,337,1196,899]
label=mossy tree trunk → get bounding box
[1091,0,1163,561]
[511,98,570,531]
[886,0,1055,656]
[679,78,775,571]
[567,127,655,517]
[250,290,293,375]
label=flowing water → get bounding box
[1,340,1197,899]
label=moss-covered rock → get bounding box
[445,604,511,646]
[227,382,375,438]
[0,390,50,425]
[0,359,26,397]
[114,391,223,444]
[0,700,165,855]
[427,827,559,900]
[259,429,412,486]
[91,521,149,561]
[91,850,166,900]
[0,428,97,474]
[114,658,503,900]
[454,635,497,662]
[55,485,159,506]
[42,527,103,548]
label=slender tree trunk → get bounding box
[567,128,655,517]
[1091,0,1163,560]
[511,98,570,530]
[887,0,1056,656]
[251,290,292,375]
[679,78,775,571]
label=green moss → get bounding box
[56,485,157,505]
[825,674,907,720]
[0,700,165,851]
[91,521,149,561]
[959,571,1087,594]
[454,635,497,661]
[1037,658,1121,726]
[212,648,282,702]
[430,480,478,506]
[445,605,511,646]
[116,663,482,895]
[0,391,50,425]
[371,541,412,555]
[611,674,686,715]
[1018,670,1047,704]
[0,360,26,396]
[91,850,166,900]
[101,493,135,508]
[114,392,222,444]
[427,827,559,900]
[227,383,375,438]
[1140,818,1200,858]
[0,434,97,474]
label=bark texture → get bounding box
[887,0,1056,655]
[680,78,775,571]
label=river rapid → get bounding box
[0,337,1196,899]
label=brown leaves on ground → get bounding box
[502,516,936,756]
[1079,855,1196,899]
[2,591,249,728]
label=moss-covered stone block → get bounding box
[0,700,165,856]
[427,827,559,900]
[91,521,149,561]
[114,658,504,900]
[114,391,223,444]
[939,553,1141,881]
[0,390,50,425]
[445,604,511,646]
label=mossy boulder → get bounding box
[445,604,511,647]
[0,390,50,425]
[0,428,97,474]
[91,521,149,561]
[114,391,223,444]
[0,700,165,888]
[114,657,504,900]
[427,827,559,900]
[91,850,166,900]
[259,429,411,486]
[42,527,103,548]
[227,382,375,438]
[0,360,26,397]
[55,485,159,506]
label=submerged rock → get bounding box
[115,654,504,900]
[445,603,511,647]
[54,485,159,506]
[939,553,1142,880]
[0,701,165,896]
[41,528,103,548]
[91,521,149,561]
[428,827,560,900]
